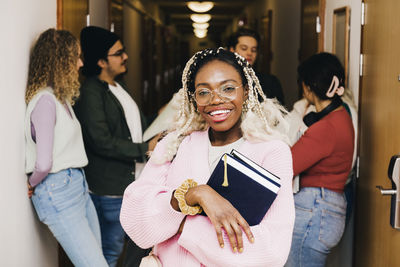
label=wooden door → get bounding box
[299,0,325,63]
[355,0,400,266]
[298,0,325,98]
[257,10,273,75]
[57,0,88,38]
[110,0,123,40]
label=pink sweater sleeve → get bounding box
[178,141,295,267]
[120,137,186,249]
[29,95,56,187]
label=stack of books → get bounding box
[204,149,281,226]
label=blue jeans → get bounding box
[90,194,125,267]
[285,187,347,267]
[31,168,107,267]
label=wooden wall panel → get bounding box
[299,0,325,62]
[111,0,123,40]
[57,0,88,38]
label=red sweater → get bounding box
[291,108,354,192]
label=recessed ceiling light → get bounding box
[192,22,209,30]
[194,28,207,35]
[190,14,211,23]
[194,29,207,38]
[187,2,214,13]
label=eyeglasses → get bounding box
[192,84,241,106]
[107,48,126,58]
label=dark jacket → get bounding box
[256,72,285,106]
[74,76,148,195]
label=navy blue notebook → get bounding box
[204,149,281,226]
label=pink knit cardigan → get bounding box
[120,130,294,267]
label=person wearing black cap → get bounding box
[227,28,285,106]
[75,26,156,267]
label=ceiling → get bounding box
[152,0,256,37]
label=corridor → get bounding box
[2,0,400,266]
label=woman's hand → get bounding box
[186,185,254,253]
[27,181,34,198]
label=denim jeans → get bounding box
[31,168,108,267]
[90,194,125,267]
[285,187,347,267]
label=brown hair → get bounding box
[26,28,80,104]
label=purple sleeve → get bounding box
[29,94,56,187]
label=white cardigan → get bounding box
[25,88,88,174]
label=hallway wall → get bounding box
[123,3,144,107]
[325,0,361,106]
[123,1,187,113]
[324,2,361,266]
[245,0,301,109]
[89,0,108,28]
[187,35,216,57]
[0,1,58,266]
[122,0,166,108]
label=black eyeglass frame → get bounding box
[107,48,126,57]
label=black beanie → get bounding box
[80,26,119,77]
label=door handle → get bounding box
[376,155,400,230]
[376,185,396,195]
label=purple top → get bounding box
[29,94,71,187]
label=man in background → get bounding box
[227,27,285,105]
[75,26,155,267]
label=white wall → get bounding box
[0,1,58,266]
[325,0,362,106]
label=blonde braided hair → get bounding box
[154,48,289,163]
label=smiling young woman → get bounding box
[194,60,247,145]
[120,48,295,267]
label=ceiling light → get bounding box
[190,14,211,23]
[194,33,207,39]
[192,22,209,30]
[194,28,207,38]
[187,2,214,13]
[194,32,207,38]
[194,28,207,35]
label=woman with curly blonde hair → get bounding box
[120,48,294,266]
[25,28,107,266]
